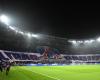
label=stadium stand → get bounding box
[0,50,40,62]
[63,54,100,64]
[0,49,100,65]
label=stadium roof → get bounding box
[0,2,100,39]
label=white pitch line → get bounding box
[21,67,61,80]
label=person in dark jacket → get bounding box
[0,59,12,75]
[0,59,3,72]
[5,61,11,75]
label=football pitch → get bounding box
[0,65,100,80]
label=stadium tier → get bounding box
[0,50,100,64]
[63,54,100,64]
[0,50,40,62]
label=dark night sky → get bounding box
[0,1,100,39]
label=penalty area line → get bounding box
[21,67,61,80]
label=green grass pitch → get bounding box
[0,65,100,80]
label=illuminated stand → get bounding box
[63,54,100,65]
[68,38,100,64]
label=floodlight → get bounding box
[84,40,90,43]
[84,39,95,44]
[0,14,40,39]
[89,40,95,43]
[32,34,38,38]
[27,33,32,38]
[0,15,10,25]
[97,37,100,42]
[71,40,77,44]
[9,26,16,31]
[18,31,24,35]
[77,41,83,43]
[68,40,77,44]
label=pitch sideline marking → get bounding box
[20,67,61,80]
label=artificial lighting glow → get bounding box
[9,26,16,31]
[0,14,39,39]
[77,41,83,43]
[70,40,77,44]
[27,33,32,38]
[18,31,24,35]
[89,40,95,43]
[84,39,95,44]
[84,40,90,43]
[97,37,100,42]
[69,39,95,45]
[0,15,10,25]
[32,34,38,38]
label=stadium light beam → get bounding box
[0,15,10,25]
